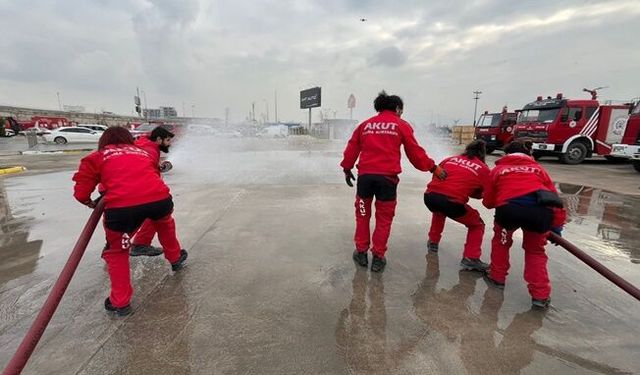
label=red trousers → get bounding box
[354,196,396,258]
[132,219,156,246]
[102,213,182,308]
[488,223,551,300]
[428,206,484,259]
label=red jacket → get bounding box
[134,137,160,164]
[483,153,566,227]
[73,144,170,209]
[340,111,436,175]
[426,155,490,204]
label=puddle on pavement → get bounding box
[0,178,42,287]
[557,182,640,264]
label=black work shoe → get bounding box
[171,249,188,271]
[427,240,439,253]
[460,257,489,272]
[130,244,164,257]
[370,255,387,273]
[483,273,505,289]
[532,298,551,309]
[352,250,368,267]
[104,298,132,317]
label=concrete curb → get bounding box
[0,166,27,175]
[19,148,94,155]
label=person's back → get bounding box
[427,154,489,204]
[74,144,169,209]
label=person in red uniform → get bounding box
[129,126,175,257]
[482,141,565,309]
[73,127,187,316]
[341,91,447,273]
[424,140,490,272]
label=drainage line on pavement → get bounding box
[549,232,640,301]
[2,200,105,375]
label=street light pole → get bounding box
[56,92,62,111]
[472,90,482,126]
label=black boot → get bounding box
[483,273,505,289]
[104,298,132,317]
[460,257,489,272]
[352,250,368,267]
[371,255,387,273]
[532,298,551,309]
[427,240,439,253]
[130,244,163,257]
[171,249,188,271]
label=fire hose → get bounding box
[2,199,105,375]
[549,232,640,301]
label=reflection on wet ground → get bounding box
[0,179,42,287]
[558,182,640,264]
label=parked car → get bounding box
[78,124,108,132]
[19,126,51,136]
[43,127,101,144]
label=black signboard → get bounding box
[300,87,321,109]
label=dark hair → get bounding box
[462,140,487,162]
[373,90,404,112]
[98,126,134,150]
[149,126,175,141]
[504,140,532,156]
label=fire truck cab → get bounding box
[473,107,517,154]
[514,93,633,164]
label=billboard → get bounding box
[300,87,321,109]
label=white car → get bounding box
[78,124,108,132]
[43,127,101,144]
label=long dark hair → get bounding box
[98,126,134,150]
[462,140,487,162]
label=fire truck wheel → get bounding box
[632,160,640,173]
[560,142,587,165]
[54,136,67,145]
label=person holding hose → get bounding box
[73,127,187,316]
[129,126,175,257]
[341,91,447,273]
[424,140,490,272]
[482,140,566,309]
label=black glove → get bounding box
[344,169,356,187]
[159,160,173,173]
[548,227,563,245]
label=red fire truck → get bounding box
[513,93,635,164]
[19,116,70,131]
[610,101,640,173]
[473,106,517,154]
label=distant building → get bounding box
[143,106,177,119]
[63,105,85,113]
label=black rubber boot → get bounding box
[460,257,489,272]
[483,273,505,289]
[370,255,387,273]
[352,250,368,267]
[171,249,188,271]
[130,244,163,257]
[104,298,132,317]
[532,298,551,309]
[427,240,439,253]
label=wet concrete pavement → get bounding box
[0,137,639,374]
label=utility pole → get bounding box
[473,90,482,126]
[225,107,229,127]
[274,91,278,123]
[56,92,62,111]
[252,102,256,122]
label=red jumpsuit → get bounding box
[425,155,490,259]
[131,137,162,248]
[482,153,566,300]
[73,144,182,308]
[341,110,436,258]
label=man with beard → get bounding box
[130,126,176,256]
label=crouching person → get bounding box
[482,141,565,309]
[73,127,188,316]
[424,140,490,272]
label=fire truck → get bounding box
[473,106,517,154]
[18,116,70,131]
[513,93,634,164]
[609,101,640,173]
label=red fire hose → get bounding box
[549,232,640,301]
[2,200,105,375]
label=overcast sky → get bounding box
[1,0,639,125]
